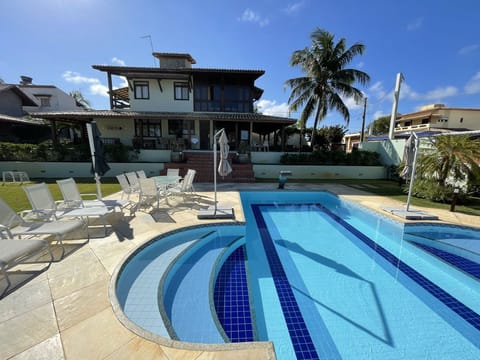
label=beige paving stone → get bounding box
[61,307,135,359]
[48,249,109,300]
[161,345,203,359]
[104,337,168,360]
[0,303,58,359]
[9,334,64,360]
[0,277,51,323]
[194,347,275,360]
[54,278,110,332]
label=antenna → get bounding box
[140,35,157,66]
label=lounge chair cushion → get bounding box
[0,239,48,268]
[10,220,84,237]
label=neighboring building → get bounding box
[0,77,87,143]
[32,52,296,151]
[394,104,480,135]
[0,82,38,117]
[343,104,480,152]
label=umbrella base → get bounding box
[198,206,235,219]
[383,207,438,220]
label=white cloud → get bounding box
[62,70,109,97]
[256,99,290,117]
[368,81,387,101]
[238,8,269,27]
[117,76,129,88]
[373,110,388,120]
[283,1,304,15]
[62,70,99,85]
[465,72,480,94]
[423,86,458,100]
[458,44,479,56]
[407,17,423,31]
[111,57,126,66]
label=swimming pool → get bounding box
[113,191,480,359]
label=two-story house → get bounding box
[394,103,480,134]
[33,52,296,153]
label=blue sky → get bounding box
[1,0,479,133]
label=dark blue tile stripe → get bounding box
[314,203,480,332]
[412,243,480,281]
[252,205,319,360]
[214,245,255,342]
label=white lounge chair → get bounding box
[23,183,111,236]
[0,239,53,288]
[56,178,131,213]
[0,198,85,287]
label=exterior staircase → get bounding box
[161,151,255,183]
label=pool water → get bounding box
[115,191,480,360]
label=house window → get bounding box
[168,119,195,136]
[35,95,51,107]
[134,119,161,137]
[174,82,189,100]
[134,81,149,99]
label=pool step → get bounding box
[405,233,480,281]
[117,228,219,339]
[161,226,245,343]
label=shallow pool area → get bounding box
[113,191,480,360]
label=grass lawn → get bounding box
[2,178,479,217]
[0,178,121,213]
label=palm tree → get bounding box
[285,28,370,148]
[419,134,480,188]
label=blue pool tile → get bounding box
[252,205,320,360]
[413,242,480,280]
[316,203,480,332]
[214,245,255,343]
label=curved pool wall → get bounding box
[110,223,274,355]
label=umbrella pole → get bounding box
[405,132,419,212]
[213,130,220,215]
[87,123,103,200]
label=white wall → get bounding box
[129,79,193,112]
[0,162,164,179]
[361,139,404,166]
[253,164,386,179]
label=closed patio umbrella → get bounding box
[197,128,234,219]
[218,130,232,178]
[87,121,110,200]
[400,133,415,180]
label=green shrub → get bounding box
[280,149,381,166]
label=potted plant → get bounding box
[236,141,250,163]
[170,139,184,163]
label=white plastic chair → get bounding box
[125,172,140,192]
[116,174,136,199]
[168,169,196,201]
[166,168,180,177]
[136,170,147,179]
[137,178,160,210]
